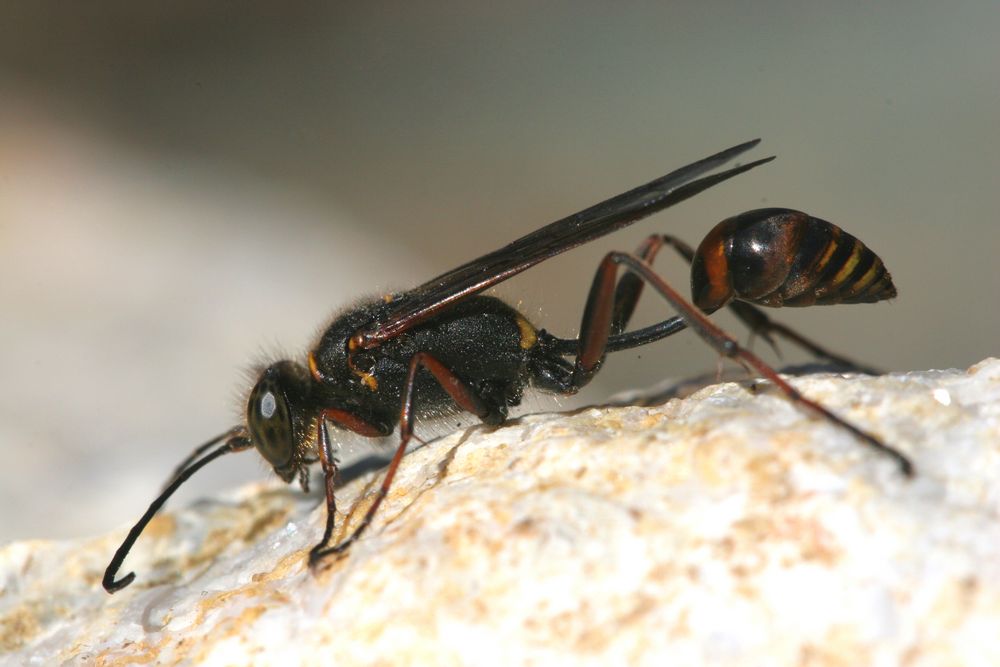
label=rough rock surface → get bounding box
[2,360,999,666]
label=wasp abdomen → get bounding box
[691,208,896,312]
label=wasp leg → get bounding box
[610,234,683,335]
[313,352,502,560]
[573,250,913,476]
[531,233,693,392]
[308,409,392,566]
[727,301,885,375]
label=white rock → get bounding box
[2,360,999,666]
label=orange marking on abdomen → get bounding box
[695,224,733,311]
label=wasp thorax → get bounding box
[246,360,312,482]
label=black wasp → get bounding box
[103,139,912,593]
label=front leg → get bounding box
[309,408,392,567]
[311,352,505,562]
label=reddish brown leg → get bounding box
[317,352,498,557]
[610,234,673,334]
[309,409,392,565]
[577,251,913,476]
[576,238,679,383]
[308,420,340,566]
[726,302,885,375]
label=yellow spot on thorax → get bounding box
[515,314,537,350]
[359,372,378,391]
[308,351,323,382]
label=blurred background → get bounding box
[1,2,997,543]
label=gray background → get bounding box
[1,2,997,543]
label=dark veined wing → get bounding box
[355,139,774,348]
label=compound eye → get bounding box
[247,376,295,471]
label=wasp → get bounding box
[103,140,911,593]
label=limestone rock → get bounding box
[2,360,999,666]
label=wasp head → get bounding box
[246,360,314,483]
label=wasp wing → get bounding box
[357,139,773,347]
